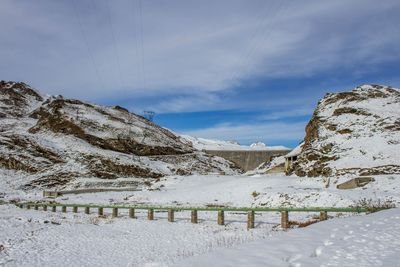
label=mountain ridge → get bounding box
[0,81,239,189]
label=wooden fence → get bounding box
[14,202,371,230]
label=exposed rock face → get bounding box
[292,84,400,177]
[0,81,43,117]
[28,98,192,156]
[0,81,238,189]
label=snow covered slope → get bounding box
[292,84,400,177]
[0,81,238,189]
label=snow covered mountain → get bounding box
[180,135,289,151]
[0,81,238,189]
[291,84,400,177]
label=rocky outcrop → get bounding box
[291,84,400,177]
[28,98,191,156]
[0,81,239,189]
[0,81,43,118]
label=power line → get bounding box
[226,1,285,85]
[225,1,290,88]
[217,1,273,87]
[71,0,105,90]
[104,0,124,87]
[138,0,147,90]
[130,0,142,90]
[239,1,289,74]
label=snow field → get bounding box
[0,204,281,266]
[2,203,394,267]
[177,208,400,267]
[27,174,399,209]
[2,172,400,266]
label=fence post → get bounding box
[43,205,47,211]
[52,206,56,212]
[218,210,224,225]
[148,209,154,220]
[62,206,67,213]
[112,208,118,218]
[168,209,174,222]
[320,211,328,221]
[129,208,135,218]
[281,211,289,229]
[85,207,90,214]
[98,207,104,216]
[247,210,255,229]
[73,206,78,213]
[191,210,198,224]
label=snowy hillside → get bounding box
[292,84,400,177]
[180,135,289,151]
[0,81,238,189]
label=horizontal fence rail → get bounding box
[12,201,376,230]
[13,202,370,213]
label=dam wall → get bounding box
[205,149,290,171]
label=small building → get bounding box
[284,142,304,173]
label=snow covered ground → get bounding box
[178,208,400,267]
[1,173,400,266]
[4,173,398,209]
[1,204,399,266]
[0,204,277,266]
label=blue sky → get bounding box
[1,0,400,148]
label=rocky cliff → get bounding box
[0,81,238,189]
[292,84,400,177]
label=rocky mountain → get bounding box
[0,81,238,189]
[291,84,400,177]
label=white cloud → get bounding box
[147,93,222,113]
[1,0,399,107]
[258,107,314,120]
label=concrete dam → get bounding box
[204,149,290,171]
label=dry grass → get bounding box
[251,191,260,199]
[89,217,100,225]
[355,198,396,213]
[289,219,319,228]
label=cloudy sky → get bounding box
[1,0,400,147]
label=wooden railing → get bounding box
[14,202,372,230]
